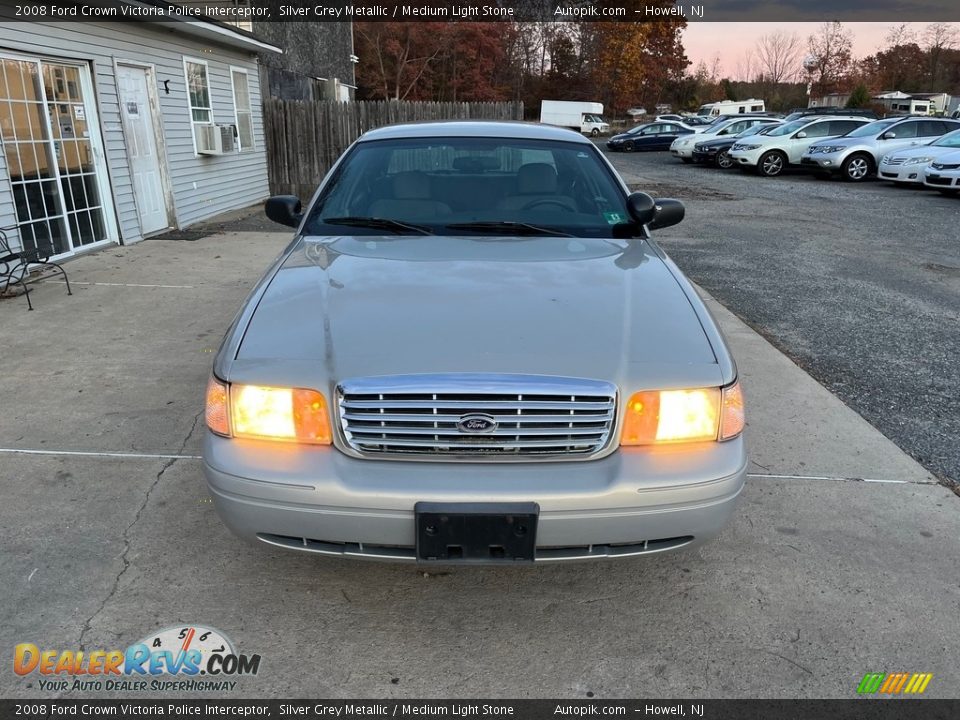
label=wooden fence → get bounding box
[263,99,525,199]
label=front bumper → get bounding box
[878,164,927,183]
[202,431,747,563]
[670,144,695,158]
[800,152,844,171]
[691,148,719,162]
[730,149,762,166]
[923,170,960,188]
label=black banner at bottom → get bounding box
[2,699,958,720]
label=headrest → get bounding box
[393,172,431,200]
[517,163,558,194]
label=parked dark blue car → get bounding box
[606,122,695,152]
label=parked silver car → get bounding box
[202,122,747,564]
[801,116,960,181]
[878,129,960,185]
[922,149,960,195]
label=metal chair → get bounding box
[0,225,72,311]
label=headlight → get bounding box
[620,381,744,445]
[819,146,845,154]
[205,377,332,444]
[694,145,706,152]
[905,156,933,165]
[736,144,761,151]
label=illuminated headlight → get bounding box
[904,157,934,165]
[205,377,332,444]
[620,381,744,445]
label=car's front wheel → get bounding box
[591,128,600,137]
[842,153,873,182]
[716,150,734,169]
[623,141,635,152]
[759,150,786,177]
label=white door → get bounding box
[117,64,169,235]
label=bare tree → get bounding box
[807,21,853,96]
[923,22,959,86]
[754,31,803,83]
[885,23,917,48]
[734,49,756,82]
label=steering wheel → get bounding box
[521,199,574,212]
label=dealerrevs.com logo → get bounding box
[14,625,261,692]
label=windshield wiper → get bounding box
[322,217,434,235]
[445,221,575,238]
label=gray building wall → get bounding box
[0,20,271,252]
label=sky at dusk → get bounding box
[682,22,960,80]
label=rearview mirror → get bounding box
[882,131,897,139]
[265,195,303,228]
[795,131,808,139]
[626,192,685,230]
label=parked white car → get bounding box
[670,117,781,162]
[801,117,960,181]
[922,149,960,195]
[878,129,960,185]
[728,116,870,177]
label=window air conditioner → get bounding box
[196,124,237,155]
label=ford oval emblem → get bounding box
[457,414,498,434]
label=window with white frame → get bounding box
[184,58,212,148]
[231,68,254,152]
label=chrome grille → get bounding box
[337,374,617,460]
[883,157,906,166]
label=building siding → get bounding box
[0,19,270,253]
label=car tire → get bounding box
[623,141,635,152]
[759,150,786,177]
[716,150,734,169]
[842,153,873,182]
[591,128,600,137]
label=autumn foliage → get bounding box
[353,11,689,114]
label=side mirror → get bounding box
[265,195,303,228]
[626,192,685,230]
[795,131,808,139]
[648,199,685,230]
[882,131,897,139]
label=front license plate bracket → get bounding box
[415,502,539,564]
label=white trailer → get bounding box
[540,100,610,136]
[696,99,767,117]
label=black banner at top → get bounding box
[2,0,960,23]
[1,700,960,720]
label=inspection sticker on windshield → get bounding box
[604,211,626,224]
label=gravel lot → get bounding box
[602,145,960,489]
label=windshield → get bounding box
[843,118,899,138]
[737,123,777,138]
[931,130,960,148]
[766,119,811,137]
[303,137,633,238]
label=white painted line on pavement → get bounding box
[0,448,201,460]
[42,280,195,289]
[748,472,936,485]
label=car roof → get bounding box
[358,121,593,144]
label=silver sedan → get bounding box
[202,122,747,564]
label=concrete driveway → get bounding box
[1,230,957,699]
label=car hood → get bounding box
[609,133,634,141]
[891,144,957,160]
[930,149,960,165]
[232,235,721,391]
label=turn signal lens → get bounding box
[205,377,230,437]
[719,380,745,441]
[230,385,332,444]
[621,388,721,445]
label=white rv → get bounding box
[697,99,767,117]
